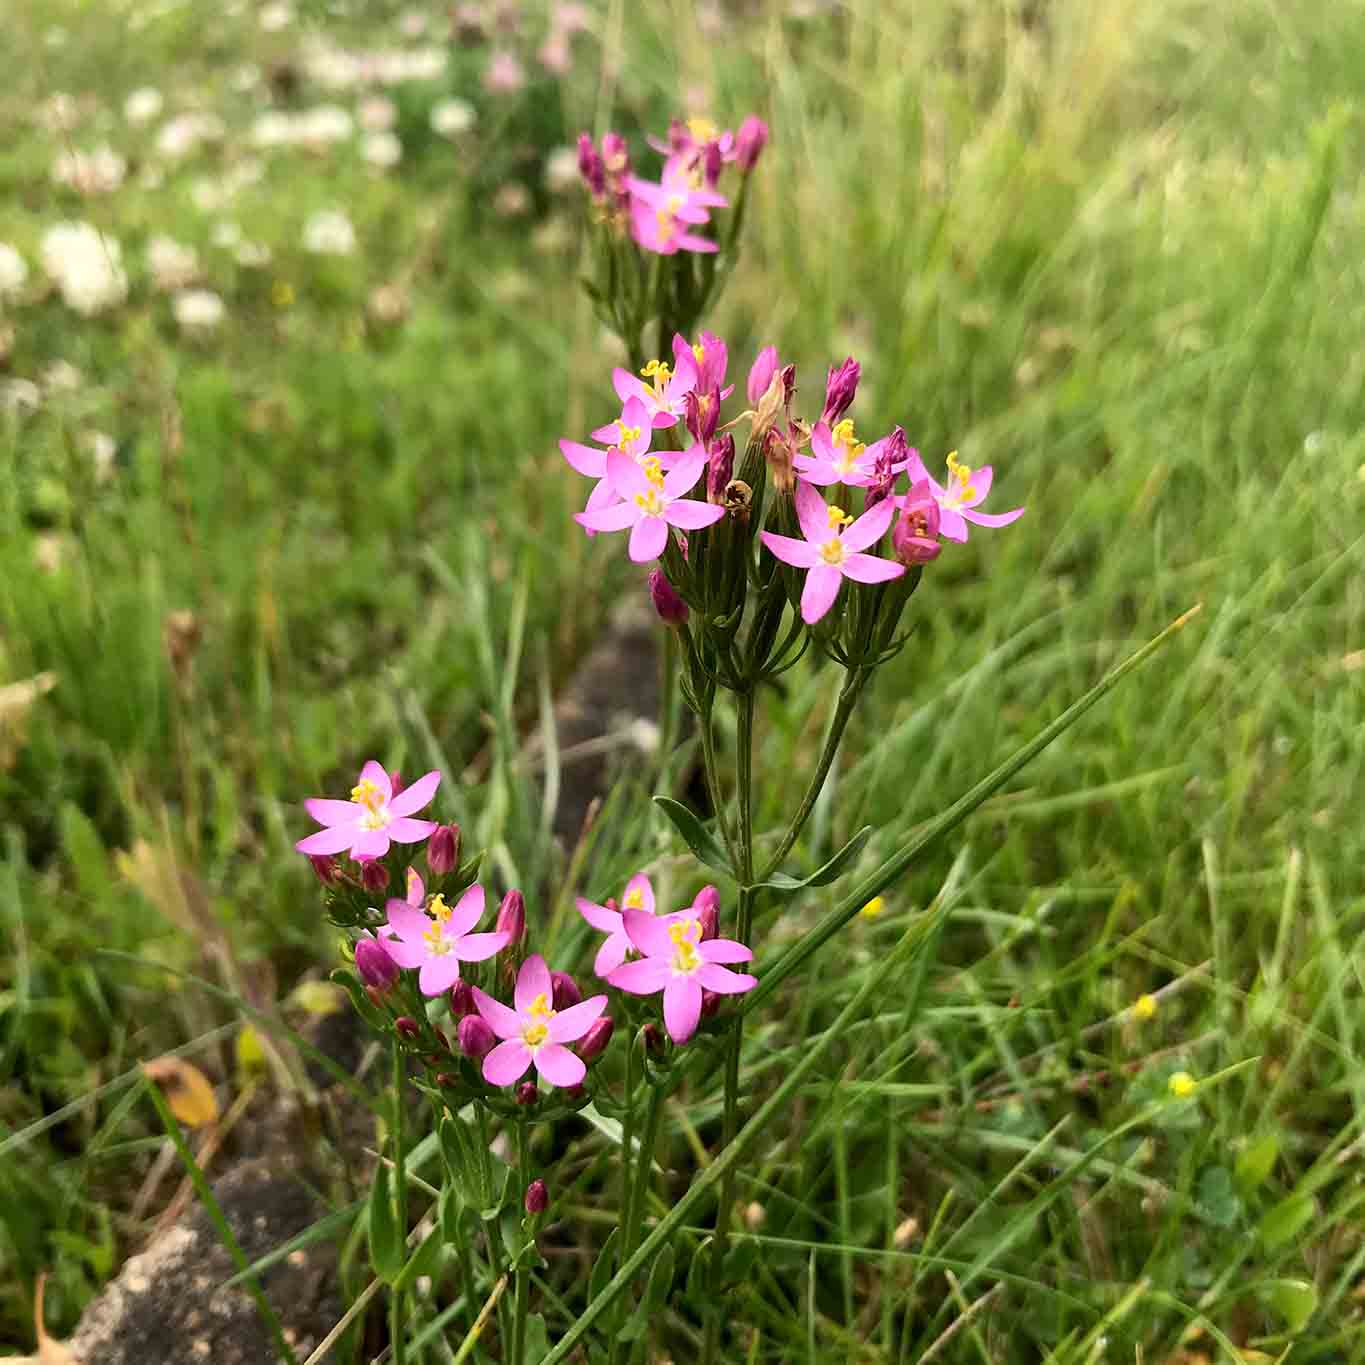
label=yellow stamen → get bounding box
[655,210,675,243]
[523,1021,549,1048]
[687,116,718,143]
[428,894,452,923]
[350,778,384,812]
[830,418,867,475]
[693,342,705,364]
[826,505,853,529]
[634,487,665,516]
[623,888,645,910]
[641,456,665,486]
[616,421,643,453]
[669,917,703,974]
[641,358,673,387]
[820,539,847,566]
[527,991,554,1022]
[422,922,451,955]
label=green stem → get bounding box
[509,1123,531,1365]
[391,1040,408,1365]
[697,692,739,870]
[757,668,867,883]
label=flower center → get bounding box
[692,341,705,364]
[622,888,645,910]
[669,917,703,975]
[830,419,866,475]
[616,421,643,456]
[422,922,451,955]
[351,778,385,812]
[633,461,667,517]
[944,451,977,506]
[655,209,677,243]
[522,992,554,1050]
[640,358,672,399]
[687,116,718,144]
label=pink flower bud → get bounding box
[577,1015,613,1063]
[457,1014,496,1059]
[747,345,779,406]
[551,971,582,1011]
[702,140,724,187]
[641,1022,665,1057]
[685,388,720,447]
[892,480,942,565]
[395,1016,421,1041]
[355,938,399,991]
[706,433,735,504]
[426,822,460,876]
[700,989,720,1019]
[309,854,341,885]
[864,428,908,511]
[648,569,689,627]
[821,357,860,425]
[361,860,390,893]
[496,889,526,944]
[524,1178,549,1214]
[735,115,769,172]
[516,1080,539,1106]
[435,1071,459,1089]
[693,885,720,940]
[577,132,606,198]
[601,131,629,176]
[449,980,475,1019]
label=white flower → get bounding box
[259,1,294,30]
[398,10,427,37]
[358,95,397,131]
[211,221,243,250]
[156,113,225,161]
[124,87,164,124]
[173,288,225,331]
[52,145,127,195]
[0,379,41,414]
[430,98,475,138]
[363,131,402,169]
[303,209,355,256]
[544,146,580,194]
[298,105,355,149]
[42,360,84,392]
[251,111,295,148]
[235,240,272,268]
[146,236,200,292]
[85,430,117,482]
[0,243,28,299]
[40,222,129,316]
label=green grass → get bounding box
[2,0,1364,1357]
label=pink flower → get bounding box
[484,51,526,95]
[382,882,509,995]
[683,331,731,396]
[760,480,905,624]
[576,872,657,976]
[747,345,780,405]
[607,908,755,1044]
[734,115,768,172]
[904,450,1025,542]
[794,419,911,489]
[296,761,440,861]
[627,175,727,255]
[575,446,723,562]
[561,397,679,529]
[472,954,608,1088]
[892,479,942,564]
[609,343,700,428]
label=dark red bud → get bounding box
[735,115,769,172]
[435,1071,459,1089]
[388,770,405,797]
[641,1023,665,1058]
[426,823,460,876]
[309,854,341,886]
[524,1178,549,1214]
[701,990,721,1019]
[706,433,735,504]
[702,140,723,187]
[355,938,399,991]
[395,1016,421,1041]
[457,1014,496,1059]
[577,1016,614,1064]
[365,984,386,1008]
[516,1080,539,1106]
[449,980,475,1019]
[550,971,582,1011]
[685,388,719,446]
[648,569,689,626]
[693,885,720,940]
[821,356,860,425]
[576,132,606,198]
[496,889,526,944]
[361,860,390,893]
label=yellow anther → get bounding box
[528,992,555,1021]
[687,116,718,143]
[1134,993,1158,1021]
[669,918,703,973]
[428,894,452,923]
[1168,1071,1198,1099]
[693,342,705,363]
[669,918,702,946]
[641,359,673,386]
[641,456,665,486]
[860,896,886,919]
[616,422,643,449]
[623,888,645,910]
[523,1021,549,1048]
[820,538,848,566]
[350,778,384,811]
[422,922,451,955]
[634,488,665,516]
[826,505,853,529]
[946,450,973,483]
[655,210,675,242]
[831,419,865,456]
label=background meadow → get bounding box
[2,0,1364,1358]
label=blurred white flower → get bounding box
[259,1,294,30]
[147,235,200,292]
[42,360,84,392]
[251,111,295,148]
[85,430,117,482]
[494,183,531,217]
[363,131,402,169]
[211,221,243,250]
[1,379,41,414]
[398,10,427,37]
[299,105,355,149]
[235,240,272,268]
[173,289,225,331]
[430,98,475,138]
[368,281,409,324]
[544,146,579,194]
[156,113,225,161]
[233,64,262,92]
[40,222,129,316]
[0,243,29,298]
[40,93,81,132]
[52,145,127,195]
[303,209,355,255]
[358,95,397,131]
[124,87,164,124]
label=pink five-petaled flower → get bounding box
[576,446,723,562]
[561,397,679,530]
[607,908,756,1045]
[794,419,912,489]
[904,449,1025,543]
[576,872,657,977]
[296,761,440,861]
[610,344,700,428]
[382,882,509,995]
[627,175,727,255]
[472,955,608,1089]
[760,480,905,624]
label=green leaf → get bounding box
[653,796,732,875]
[754,825,873,895]
[643,1243,675,1311]
[368,1161,403,1284]
[392,1219,445,1292]
[1255,1278,1318,1331]
[439,1113,496,1213]
[523,1313,550,1361]
[589,1228,620,1303]
[1259,1193,1314,1250]
[61,802,112,903]
[1196,1166,1241,1229]
[1235,1133,1280,1193]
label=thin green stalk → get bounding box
[509,1122,531,1365]
[697,692,739,869]
[142,1074,298,1365]
[390,1040,407,1365]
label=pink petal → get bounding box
[296,824,356,855]
[516,954,553,1013]
[962,465,993,504]
[903,451,930,484]
[418,955,463,996]
[623,874,655,915]
[699,938,752,964]
[594,934,629,978]
[795,479,829,544]
[961,505,1025,528]
[607,448,649,498]
[577,898,623,934]
[620,396,652,433]
[628,516,669,563]
[663,978,703,1044]
[938,507,969,542]
[472,988,523,1040]
[446,883,485,937]
[358,761,392,801]
[606,958,671,995]
[759,531,820,569]
[695,963,757,994]
[800,564,844,624]
[382,938,426,969]
[548,995,608,1043]
[622,907,673,958]
[591,419,622,443]
[665,499,725,531]
[387,817,437,844]
[386,903,434,942]
[404,868,425,905]
[351,829,390,860]
[842,553,905,584]
[578,500,638,534]
[791,455,839,486]
[452,931,507,962]
[841,497,895,553]
[661,445,708,498]
[560,439,607,477]
[483,1039,532,1086]
[612,368,648,406]
[809,422,837,464]
[305,798,362,827]
[388,770,440,817]
[675,232,719,253]
[533,1043,585,1088]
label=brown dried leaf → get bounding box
[142,1056,220,1127]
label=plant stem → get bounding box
[390,1040,407,1365]
[757,668,866,883]
[697,691,739,869]
[509,1122,531,1365]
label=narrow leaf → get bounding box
[368,1162,403,1284]
[754,825,873,895]
[653,796,733,875]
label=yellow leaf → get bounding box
[234,1025,267,1080]
[142,1056,220,1127]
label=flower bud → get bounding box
[450,979,475,1019]
[648,569,689,626]
[821,357,860,425]
[576,132,606,198]
[365,984,386,1008]
[685,388,719,447]
[700,989,720,1020]
[435,1071,459,1089]
[692,885,720,940]
[524,1178,549,1215]
[309,854,341,885]
[516,1080,539,1106]
[702,140,724,188]
[355,938,399,991]
[457,1014,496,1059]
[706,433,735,504]
[361,860,390,893]
[426,822,460,876]
[601,131,628,175]
[496,889,526,944]
[577,1015,614,1064]
[892,480,942,565]
[551,971,582,1011]
[641,1022,665,1058]
[735,115,769,172]
[746,345,779,406]
[763,427,795,496]
[395,1016,421,1041]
